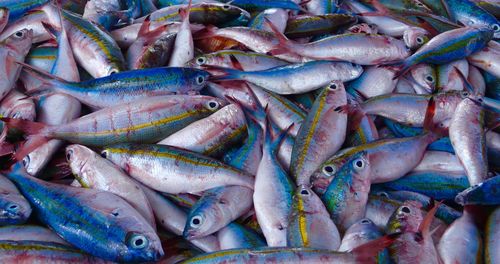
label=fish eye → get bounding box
[127,233,149,249]
[300,188,310,196]
[108,69,119,75]
[401,206,411,214]
[196,57,206,65]
[492,24,499,31]
[352,158,365,170]
[205,100,220,110]
[361,219,372,224]
[196,75,205,85]
[425,75,434,83]
[190,215,203,228]
[416,37,424,44]
[222,4,230,10]
[322,165,336,176]
[14,31,24,38]
[416,2,424,7]
[22,156,30,168]
[477,98,483,103]
[66,149,73,161]
[328,83,338,90]
[7,203,19,212]
[100,150,108,158]
[461,91,470,97]
[377,191,389,198]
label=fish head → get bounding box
[293,185,324,214]
[122,230,164,262]
[410,63,436,92]
[310,158,343,195]
[3,29,33,56]
[0,191,32,225]
[403,27,430,50]
[345,218,381,239]
[183,210,213,239]
[65,144,98,185]
[386,200,423,234]
[186,69,211,91]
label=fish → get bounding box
[291,81,348,185]
[253,119,294,246]
[22,64,210,109]
[0,225,69,245]
[4,163,163,262]
[2,95,225,160]
[212,60,363,95]
[102,143,255,194]
[217,223,266,250]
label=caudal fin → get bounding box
[264,18,295,56]
[17,61,67,95]
[0,118,50,161]
[206,65,243,81]
[351,232,400,263]
[418,201,442,237]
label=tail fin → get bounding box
[418,200,441,237]
[423,97,446,138]
[206,66,243,81]
[264,18,295,56]
[392,60,414,80]
[335,98,366,132]
[16,61,67,95]
[264,115,292,153]
[0,118,50,161]
[351,232,400,262]
[179,0,192,21]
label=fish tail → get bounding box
[264,18,295,56]
[206,66,243,81]
[0,118,50,161]
[392,60,414,80]
[351,232,400,262]
[179,0,192,20]
[264,115,292,152]
[423,97,447,138]
[335,99,366,133]
[17,61,67,95]
[418,200,442,237]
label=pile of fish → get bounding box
[0,0,498,263]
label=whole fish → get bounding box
[103,143,255,194]
[267,12,410,64]
[0,29,33,100]
[66,144,156,228]
[23,65,210,109]
[4,163,163,262]
[184,186,253,238]
[322,151,372,232]
[291,81,348,185]
[287,185,341,250]
[253,120,294,246]
[0,174,31,225]
[213,60,363,94]
[395,26,494,77]
[2,95,225,160]
[437,208,482,264]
